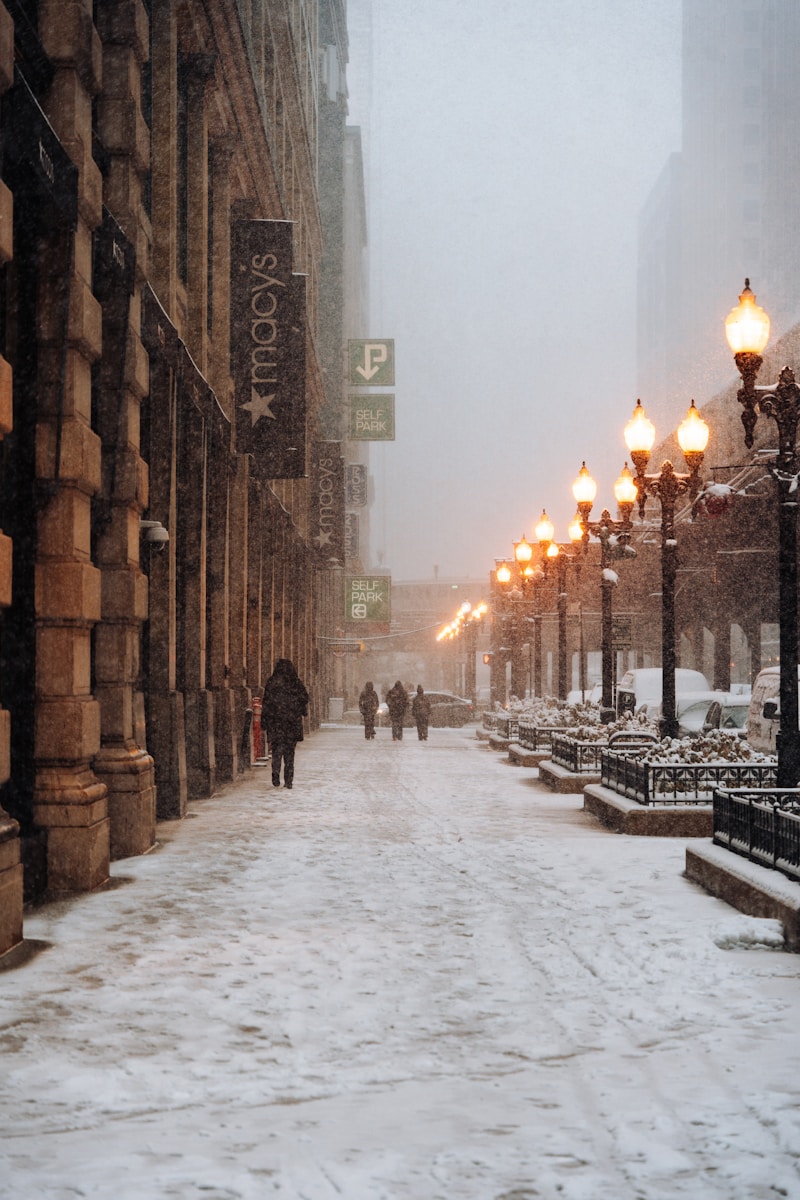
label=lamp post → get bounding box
[437,600,488,703]
[572,463,638,710]
[624,398,710,739]
[494,527,548,699]
[543,520,583,699]
[725,279,800,786]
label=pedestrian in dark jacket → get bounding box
[385,680,408,741]
[260,658,309,789]
[412,684,431,741]
[358,681,379,739]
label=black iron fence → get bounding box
[601,750,778,806]
[517,720,564,752]
[551,731,658,774]
[481,712,498,732]
[713,787,800,884]
[495,714,519,741]
[551,734,607,772]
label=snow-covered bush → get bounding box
[638,730,774,765]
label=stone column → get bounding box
[0,0,22,953]
[178,392,215,799]
[93,1,156,860]
[35,0,109,892]
[150,0,177,313]
[184,54,216,374]
[146,357,187,819]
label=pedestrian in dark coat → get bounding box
[412,684,431,740]
[260,658,309,789]
[358,681,379,739]
[385,680,408,741]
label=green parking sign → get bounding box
[348,395,395,440]
[348,340,395,386]
[346,575,391,622]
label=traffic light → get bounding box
[483,652,492,665]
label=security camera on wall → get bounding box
[140,519,169,552]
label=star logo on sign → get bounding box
[314,530,333,548]
[242,388,277,425]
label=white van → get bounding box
[746,666,800,753]
[616,667,711,718]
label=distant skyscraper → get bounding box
[637,0,800,430]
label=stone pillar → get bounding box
[34,0,109,892]
[0,2,21,952]
[184,54,216,374]
[150,0,177,313]
[93,2,156,861]
[179,406,215,799]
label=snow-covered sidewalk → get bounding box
[1,724,799,1199]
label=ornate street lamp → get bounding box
[545,523,583,699]
[572,462,637,710]
[725,279,800,786]
[624,398,709,739]
[437,599,488,702]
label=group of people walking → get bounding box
[256,661,436,794]
[358,680,432,741]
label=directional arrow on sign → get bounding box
[348,339,394,386]
[355,343,387,380]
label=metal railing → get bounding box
[550,731,657,773]
[713,787,800,884]
[517,720,563,752]
[481,712,498,732]
[601,751,778,806]
[494,714,519,741]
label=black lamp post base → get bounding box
[776,730,800,790]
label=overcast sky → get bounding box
[345,0,683,582]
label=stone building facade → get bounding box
[0,0,361,957]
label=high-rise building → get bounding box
[637,0,800,429]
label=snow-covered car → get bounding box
[566,684,603,706]
[701,695,750,737]
[413,691,474,727]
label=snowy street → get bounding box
[1,724,799,1200]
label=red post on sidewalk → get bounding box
[252,697,264,760]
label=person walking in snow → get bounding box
[260,658,309,789]
[385,680,408,741]
[358,681,379,739]
[411,684,431,741]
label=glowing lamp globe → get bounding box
[568,512,584,543]
[572,463,597,508]
[613,463,638,508]
[624,399,657,455]
[724,279,770,356]
[535,509,555,546]
[514,535,533,566]
[677,400,710,456]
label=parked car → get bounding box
[702,694,750,737]
[377,691,474,729]
[566,684,603,706]
[670,691,749,738]
[746,665,800,753]
[411,691,475,728]
[616,667,711,718]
